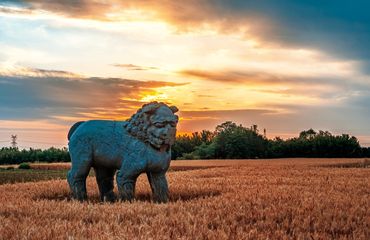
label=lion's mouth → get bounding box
[149,142,169,152]
[148,132,173,150]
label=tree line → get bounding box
[1,121,369,164]
[171,121,370,159]
[0,147,70,165]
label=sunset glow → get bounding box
[1,1,370,148]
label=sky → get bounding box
[1,0,370,148]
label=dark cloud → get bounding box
[0,0,25,7]
[224,1,370,62]
[0,67,185,121]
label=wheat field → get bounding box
[0,159,369,239]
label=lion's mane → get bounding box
[124,102,178,144]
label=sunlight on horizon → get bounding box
[1,1,369,148]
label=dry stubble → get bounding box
[0,159,369,239]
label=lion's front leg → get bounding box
[147,172,169,203]
[117,174,136,202]
[116,159,144,202]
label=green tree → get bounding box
[213,122,268,159]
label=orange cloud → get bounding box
[20,0,261,35]
[23,0,216,22]
[179,69,349,89]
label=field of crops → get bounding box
[0,159,369,239]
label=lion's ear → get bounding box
[169,106,178,113]
[141,102,160,114]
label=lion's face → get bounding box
[125,102,179,151]
[147,106,178,150]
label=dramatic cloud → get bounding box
[180,69,331,85]
[1,1,369,147]
[0,67,186,122]
[17,0,216,23]
[180,69,370,101]
[7,1,369,67]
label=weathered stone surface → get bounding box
[67,102,179,203]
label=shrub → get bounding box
[18,163,31,169]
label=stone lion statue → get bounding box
[67,102,179,203]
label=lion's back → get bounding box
[69,120,125,140]
[68,120,132,168]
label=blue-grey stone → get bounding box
[67,102,179,203]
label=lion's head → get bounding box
[125,102,179,151]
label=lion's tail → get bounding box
[67,121,85,141]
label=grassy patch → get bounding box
[0,168,94,185]
[0,169,68,184]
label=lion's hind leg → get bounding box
[67,145,92,201]
[95,167,116,202]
